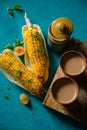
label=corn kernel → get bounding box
[0,50,45,96]
[23,27,49,83]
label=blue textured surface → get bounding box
[0,0,87,130]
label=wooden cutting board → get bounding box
[43,38,87,126]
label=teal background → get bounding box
[0,0,87,129]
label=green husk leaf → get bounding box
[4,96,9,100]
[7,8,14,17]
[5,43,14,50]
[7,86,11,90]
[13,4,23,12]
[14,39,23,47]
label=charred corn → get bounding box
[0,50,45,97]
[23,26,49,83]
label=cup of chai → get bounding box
[60,50,86,77]
[48,17,73,53]
[51,77,79,105]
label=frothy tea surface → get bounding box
[52,78,78,104]
[61,52,85,76]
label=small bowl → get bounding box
[51,77,79,105]
[60,50,86,77]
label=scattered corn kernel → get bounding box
[20,93,29,104]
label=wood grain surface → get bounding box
[43,38,87,125]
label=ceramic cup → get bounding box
[60,50,86,77]
[51,77,79,105]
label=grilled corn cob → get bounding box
[23,25,49,83]
[0,49,45,97]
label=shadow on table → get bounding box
[44,106,87,130]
